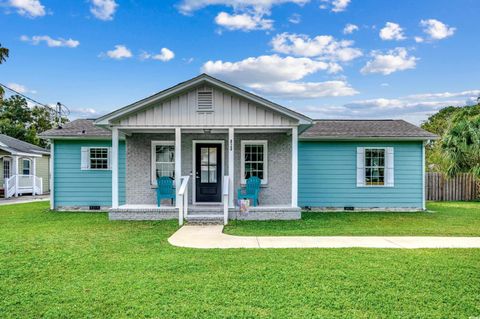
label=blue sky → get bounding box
[1,0,479,124]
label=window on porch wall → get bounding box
[151,141,175,184]
[241,140,268,184]
[22,159,31,175]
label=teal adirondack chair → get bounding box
[237,176,261,207]
[157,176,175,207]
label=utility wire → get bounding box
[0,82,71,118]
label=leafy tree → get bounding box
[0,95,68,147]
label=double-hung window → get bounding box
[357,147,394,187]
[151,141,175,184]
[81,147,111,170]
[241,140,268,184]
[22,159,31,175]
[365,149,385,186]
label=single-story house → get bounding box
[39,74,437,224]
[0,134,50,198]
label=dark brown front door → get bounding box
[195,143,222,202]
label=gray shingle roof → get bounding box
[0,134,49,154]
[39,119,111,138]
[300,120,437,140]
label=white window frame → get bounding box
[81,147,111,171]
[364,147,386,187]
[151,141,175,185]
[3,157,12,179]
[241,140,268,185]
[22,158,31,175]
[357,147,394,188]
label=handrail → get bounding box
[4,175,44,198]
[223,175,229,225]
[5,175,16,198]
[178,176,190,226]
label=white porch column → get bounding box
[111,127,119,208]
[228,128,234,208]
[175,128,182,208]
[291,126,298,208]
[422,140,426,210]
[32,158,36,195]
[50,142,55,209]
[13,156,19,197]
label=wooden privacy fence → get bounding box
[426,172,479,201]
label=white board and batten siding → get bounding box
[114,86,298,127]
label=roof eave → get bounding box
[40,135,124,140]
[299,136,438,141]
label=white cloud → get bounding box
[406,90,480,100]
[202,55,336,83]
[288,13,301,24]
[343,23,358,34]
[361,48,417,75]
[90,0,118,21]
[414,36,424,43]
[141,48,175,62]
[6,82,36,94]
[379,22,406,41]
[70,108,99,118]
[215,11,273,31]
[177,0,308,14]
[202,54,356,98]
[420,19,456,40]
[271,32,362,62]
[178,0,308,31]
[103,45,132,59]
[320,0,350,12]
[297,89,479,124]
[20,35,80,48]
[7,0,45,17]
[249,81,358,98]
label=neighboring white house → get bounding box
[0,134,50,198]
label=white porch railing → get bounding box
[4,175,43,198]
[223,175,230,225]
[177,176,190,225]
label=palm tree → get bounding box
[440,113,480,178]
[0,43,9,64]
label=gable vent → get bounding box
[197,88,213,111]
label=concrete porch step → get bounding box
[185,214,224,225]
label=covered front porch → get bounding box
[109,126,300,224]
[2,154,44,199]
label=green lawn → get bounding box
[0,202,479,318]
[225,202,480,237]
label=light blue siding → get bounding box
[299,141,423,209]
[54,140,125,208]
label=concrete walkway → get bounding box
[0,195,49,206]
[168,225,480,249]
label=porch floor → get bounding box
[109,204,301,221]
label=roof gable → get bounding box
[95,74,312,126]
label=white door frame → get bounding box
[192,140,225,205]
[3,156,12,180]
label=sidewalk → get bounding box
[0,195,49,206]
[168,225,480,249]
